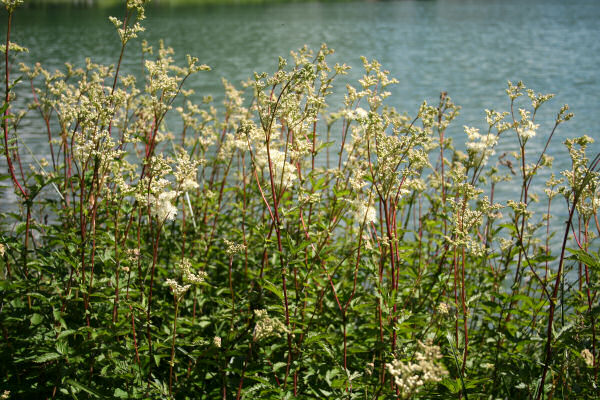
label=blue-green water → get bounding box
[4,0,600,200]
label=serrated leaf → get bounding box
[57,329,76,340]
[263,279,283,300]
[567,248,600,270]
[35,352,61,363]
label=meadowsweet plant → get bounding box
[1,3,599,399]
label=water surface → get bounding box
[5,0,600,205]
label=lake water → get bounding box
[4,0,600,209]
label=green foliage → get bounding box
[1,1,599,399]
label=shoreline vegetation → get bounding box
[1,0,599,399]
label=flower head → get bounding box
[465,126,497,166]
[387,340,448,398]
[253,309,288,342]
[165,279,190,297]
[178,258,207,285]
[2,0,23,12]
[517,120,539,140]
[255,147,297,188]
[174,151,201,192]
[225,239,246,256]
[436,302,450,316]
[581,348,595,367]
[352,198,377,226]
[150,190,178,222]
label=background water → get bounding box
[4,0,600,210]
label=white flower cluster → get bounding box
[178,258,207,285]
[465,126,497,166]
[387,341,448,398]
[126,248,140,264]
[515,108,539,141]
[145,44,179,98]
[526,89,554,110]
[506,200,531,218]
[2,0,22,12]
[253,309,288,342]
[221,132,248,158]
[581,348,594,367]
[73,129,124,170]
[485,109,509,129]
[213,336,222,348]
[517,120,539,140]
[108,15,145,45]
[174,151,201,192]
[436,302,450,316]
[345,107,369,124]
[224,240,246,257]
[289,135,313,160]
[165,258,206,298]
[148,179,179,222]
[299,191,321,205]
[406,178,426,193]
[351,197,377,226]
[499,238,513,252]
[349,172,367,192]
[0,243,5,257]
[165,278,190,297]
[0,42,28,54]
[255,147,297,188]
[445,194,500,256]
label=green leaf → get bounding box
[441,377,461,394]
[567,248,600,270]
[57,329,77,340]
[34,352,61,363]
[114,388,128,398]
[30,313,43,325]
[263,279,283,301]
[67,379,102,398]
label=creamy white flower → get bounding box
[253,309,288,341]
[353,107,369,122]
[225,240,246,256]
[255,147,297,188]
[165,279,190,297]
[2,0,23,12]
[436,302,449,316]
[178,258,207,285]
[387,341,448,398]
[175,151,200,192]
[352,198,377,225]
[517,120,539,140]
[581,348,594,367]
[181,178,199,192]
[150,190,178,222]
[465,126,497,165]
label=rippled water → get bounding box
[4,0,600,207]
